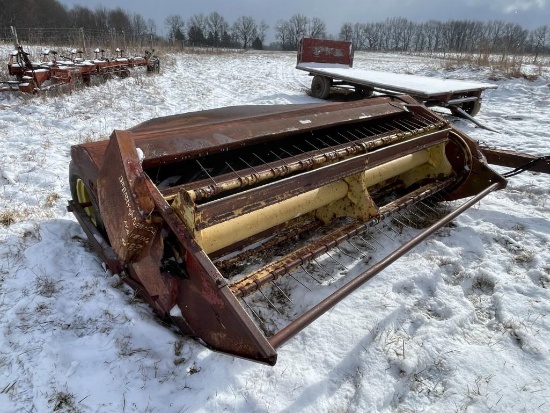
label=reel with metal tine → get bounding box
[242,297,264,323]
[392,213,412,230]
[225,161,244,183]
[423,197,443,213]
[396,210,417,227]
[411,203,430,218]
[273,281,294,304]
[324,250,347,271]
[258,289,283,315]
[343,240,369,259]
[196,159,217,186]
[289,272,312,291]
[312,258,336,281]
[406,208,426,225]
[382,221,402,236]
[376,226,395,241]
[358,232,383,249]
[239,156,262,176]
[336,245,357,260]
[300,264,322,284]
[418,200,440,215]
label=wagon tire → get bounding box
[451,100,482,117]
[355,86,374,98]
[69,161,106,235]
[311,75,331,99]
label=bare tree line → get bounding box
[338,18,549,60]
[0,0,549,58]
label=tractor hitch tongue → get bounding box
[69,96,514,365]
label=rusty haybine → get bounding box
[68,96,549,365]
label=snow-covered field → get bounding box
[0,47,549,412]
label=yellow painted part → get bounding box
[174,146,452,255]
[363,150,430,186]
[196,180,349,254]
[75,178,97,226]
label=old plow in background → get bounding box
[2,45,159,94]
[68,96,549,365]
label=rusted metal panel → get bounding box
[481,147,550,174]
[298,37,353,67]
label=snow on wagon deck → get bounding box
[296,38,497,117]
[296,62,497,98]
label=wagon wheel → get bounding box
[69,162,105,235]
[355,85,374,98]
[311,75,331,99]
[450,99,481,117]
[147,60,160,74]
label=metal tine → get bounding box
[411,203,431,219]
[354,233,377,251]
[239,156,262,176]
[252,152,271,168]
[258,289,283,315]
[300,264,323,284]
[334,131,354,144]
[392,119,417,133]
[336,245,359,260]
[358,126,377,137]
[396,210,417,228]
[225,161,244,182]
[292,144,307,154]
[279,147,309,166]
[345,239,370,258]
[242,297,264,323]
[410,114,434,127]
[273,281,293,304]
[376,226,395,241]
[290,272,312,291]
[382,221,402,236]
[358,231,384,249]
[312,258,337,281]
[392,213,413,230]
[326,133,346,146]
[195,160,217,186]
[343,129,360,142]
[316,137,339,158]
[407,208,427,225]
[418,199,440,215]
[400,118,424,131]
[304,138,327,158]
[269,149,290,166]
[324,250,347,271]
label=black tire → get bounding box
[451,100,481,117]
[69,161,106,235]
[355,86,374,98]
[311,75,331,99]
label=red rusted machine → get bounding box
[68,96,549,365]
[2,45,159,94]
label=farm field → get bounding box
[0,47,550,412]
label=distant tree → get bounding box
[252,36,263,50]
[165,14,185,44]
[187,13,207,46]
[339,22,353,41]
[232,16,258,48]
[275,19,292,50]
[288,14,308,47]
[206,12,228,47]
[308,17,327,39]
[531,25,549,63]
[257,20,269,43]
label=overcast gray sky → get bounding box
[59,0,549,41]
